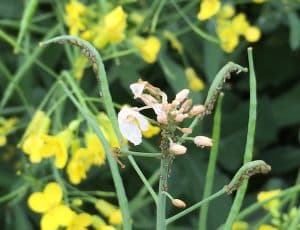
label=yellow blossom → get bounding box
[253,0,268,3]
[92,215,116,230]
[23,110,50,139]
[163,31,183,54]
[132,36,161,63]
[142,123,160,138]
[85,132,106,166]
[97,113,120,148]
[95,199,122,225]
[0,135,7,147]
[197,0,221,21]
[217,4,235,20]
[65,1,87,36]
[257,190,281,211]
[232,13,250,35]
[217,22,239,53]
[67,148,91,184]
[22,134,46,163]
[28,182,75,230]
[185,67,205,91]
[73,55,88,80]
[104,6,127,43]
[66,213,92,230]
[258,225,278,230]
[232,221,249,230]
[244,26,261,42]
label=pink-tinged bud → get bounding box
[169,143,187,155]
[181,99,193,113]
[157,114,168,124]
[172,199,186,208]
[175,114,188,123]
[181,128,192,134]
[174,89,190,104]
[194,136,213,148]
[140,94,158,106]
[189,105,205,116]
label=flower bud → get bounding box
[169,142,187,155]
[194,136,213,148]
[172,199,186,208]
[157,114,168,124]
[189,105,205,116]
[175,113,188,123]
[181,99,193,113]
[174,89,190,104]
[180,128,192,134]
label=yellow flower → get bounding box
[163,31,183,54]
[0,135,7,147]
[232,13,250,35]
[258,225,278,230]
[92,215,116,230]
[23,110,50,140]
[65,1,87,36]
[197,0,221,21]
[217,4,235,20]
[73,55,88,80]
[232,221,249,230]
[257,190,281,211]
[28,182,75,230]
[85,132,106,166]
[97,113,120,148]
[132,36,161,63]
[104,6,127,44]
[67,148,91,184]
[66,213,92,230]
[142,123,160,138]
[95,199,122,225]
[22,134,46,163]
[253,0,268,3]
[185,67,205,91]
[217,22,239,53]
[244,26,261,42]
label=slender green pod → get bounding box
[204,62,248,115]
[224,160,271,195]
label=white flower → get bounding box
[118,107,149,145]
[130,81,146,98]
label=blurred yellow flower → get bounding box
[104,6,127,44]
[85,132,106,166]
[92,215,116,230]
[67,148,90,184]
[23,110,50,140]
[142,123,160,138]
[132,36,161,63]
[28,182,75,230]
[95,199,122,225]
[185,67,205,91]
[257,189,281,211]
[66,213,92,230]
[197,0,221,21]
[258,225,278,230]
[232,13,250,35]
[97,113,120,148]
[245,26,261,42]
[253,0,268,3]
[0,116,18,147]
[73,55,88,80]
[217,23,239,53]
[232,221,249,230]
[65,0,87,36]
[163,31,183,54]
[217,4,235,20]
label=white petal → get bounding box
[135,112,149,131]
[119,122,142,145]
[130,82,146,98]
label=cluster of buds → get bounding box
[130,79,205,125]
[118,79,213,152]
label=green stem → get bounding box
[156,156,170,230]
[120,150,161,158]
[167,189,225,225]
[0,185,28,203]
[223,47,257,230]
[199,94,223,230]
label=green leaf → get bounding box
[288,11,300,51]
